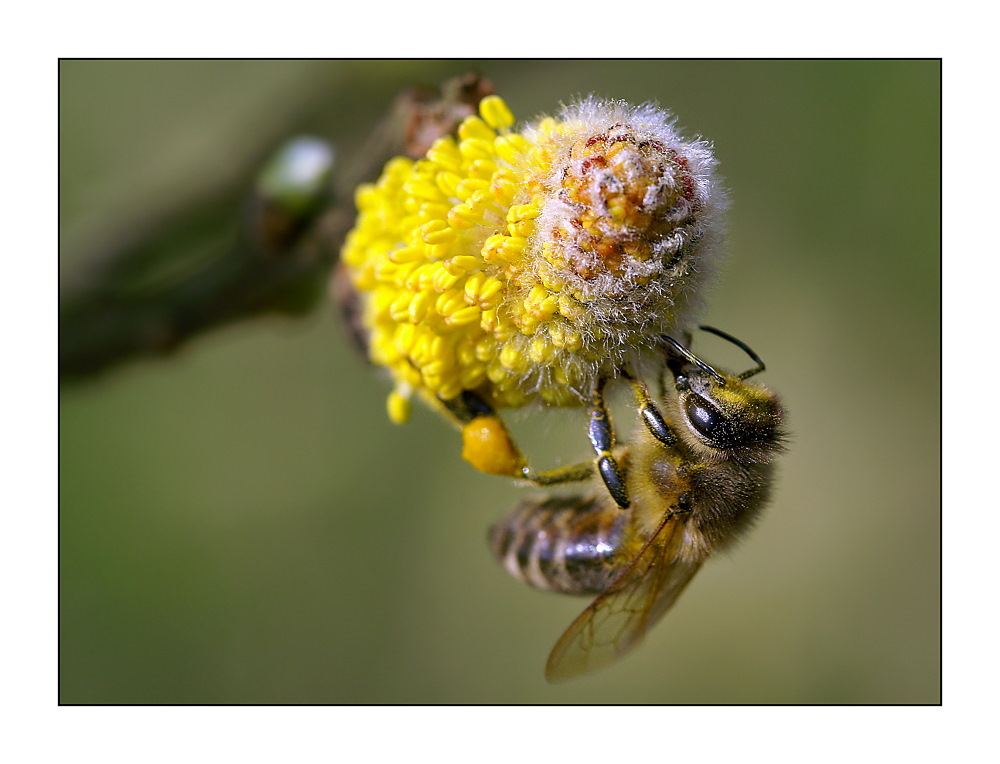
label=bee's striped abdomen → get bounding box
[489,494,628,595]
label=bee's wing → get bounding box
[545,513,705,682]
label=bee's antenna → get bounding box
[698,325,766,380]
[661,335,726,385]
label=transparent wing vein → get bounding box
[545,515,706,682]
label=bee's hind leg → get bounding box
[444,386,651,506]
[439,390,530,479]
[442,389,597,489]
[521,461,595,486]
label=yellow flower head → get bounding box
[341,95,727,421]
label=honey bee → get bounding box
[489,327,786,681]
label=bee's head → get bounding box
[664,327,786,464]
[675,369,785,463]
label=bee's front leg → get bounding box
[625,373,676,448]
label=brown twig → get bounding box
[59,72,494,383]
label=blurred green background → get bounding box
[60,60,940,703]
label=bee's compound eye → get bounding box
[684,394,734,447]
